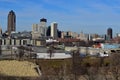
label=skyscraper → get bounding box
[0,27,2,37]
[7,10,16,35]
[0,25,2,35]
[107,28,112,40]
[32,24,39,39]
[32,18,47,39]
[51,22,58,39]
[40,18,47,36]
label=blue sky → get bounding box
[0,0,120,35]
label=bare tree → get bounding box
[72,48,87,80]
[17,46,25,60]
[110,53,120,80]
[0,45,1,55]
[24,46,33,59]
[86,67,98,80]
[47,45,54,59]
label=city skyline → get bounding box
[0,0,120,35]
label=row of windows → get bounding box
[0,39,29,45]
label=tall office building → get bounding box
[117,33,120,37]
[32,24,39,39]
[79,32,88,41]
[40,18,47,36]
[107,28,112,40]
[0,27,2,38]
[7,10,16,35]
[61,31,66,38]
[0,25,2,35]
[32,18,47,39]
[51,22,58,39]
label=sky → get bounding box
[0,0,120,35]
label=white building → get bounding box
[51,22,58,39]
[32,24,39,39]
[117,33,120,37]
[61,31,79,39]
[39,18,47,37]
[78,32,89,41]
[32,18,47,39]
[36,53,71,59]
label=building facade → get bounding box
[116,33,120,37]
[107,28,113,40]
[0,38,45,46]
[51,22,58,39]
[32,18,47,39]
[61,31,79,39]
[32,24,39,39]
[7,10,16,35]
[39,18,47,36]
[79,32,89,41]
[0,27,2,37]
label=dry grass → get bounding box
[0,60,39,77]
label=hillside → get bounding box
[0,60,39,77]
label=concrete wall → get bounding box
[0,39,45,46]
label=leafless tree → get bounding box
[0,45,1,55]
[72,48,87,80]
[17,46,25,60]
[47,46,54,59]
[85,67,98,80]
[24,46,33,59]
[110,53,120,80]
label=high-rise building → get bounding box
[7,10,16,35]
[79,32,88,41]
[32,18,47,39]
[61,31,66,38]
[0,25,2,35]
[40,18,47,36]
[61,31,79,39]
[32,24,39,39]
[0,27,2,37]
[116,33,120,37]
[51,22,58,39]
[107,28,112,40]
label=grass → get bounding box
[28,57,111,75]
[0,60,39,77]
